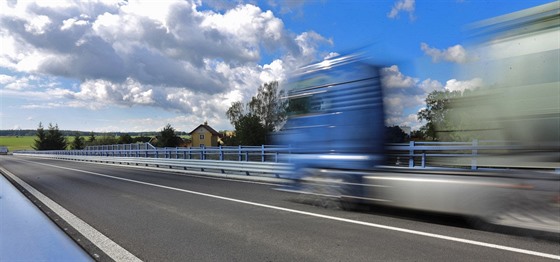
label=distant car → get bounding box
[0,146,8,155]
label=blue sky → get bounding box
[0,0,554,133]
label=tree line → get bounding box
[416,89,484,141]
[223,81,429,145]
[0,129,168,137]
[33,123,184,150]
[223,81,484,145]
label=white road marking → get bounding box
[0,166,142,262]
[11,158,560,260]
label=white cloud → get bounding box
[418,78,444,93]
[381,65,418,88]
[380,75,482,129]
[60,18,89,31]
[260,59,286,84]
[381,65,426,129]
[73,78,156,109]
[0,74,15,84]
[24,15,51,35]
[0,74,67,92]
[444,78,483,92]
[388,0,416,21]
[5,81,30,90]
[324,52,340,60]
[420,42,470,64]
[21,102,67,109]
[384,94,424,120]
[295,31,332,57]
[380,66,483,130]
[0,0,331,131]
[0,0,324,89]
[269,0,307,16]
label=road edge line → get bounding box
[0,166,142,262]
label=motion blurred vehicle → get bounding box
[273,2,559,233]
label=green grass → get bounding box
[0,136,35,152]
[0,136,76,152]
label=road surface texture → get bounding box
[1,155,558,261]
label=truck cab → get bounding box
[274,54,386,177]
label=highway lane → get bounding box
[1,155,559,261]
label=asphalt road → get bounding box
[1,155,559,261]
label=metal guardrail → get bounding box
[15,153,292,179]
[387,140,559,171]
[18,144,291,163]
[14,140,559,171]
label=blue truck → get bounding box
[272,2,559,233]
[273,53,559,233]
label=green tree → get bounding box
[133,136,152,143]
[248,81,287,132]
[157,124,181,147]
[219,131,238,146]
[417,90,462,141]
[235,114,266,146]
[45,123,67,150]
[410,130,427,141]
[226,101,246,129]
[226,81,287,145]
[95,135,117,145]
[385,126,408,143]
[34,122,68,150]
[118,134,133,144]
[417,89,492,141]
[70,132,85,150]
[87,131,96,144]
[33,123,68,150]
[33,122,47,150]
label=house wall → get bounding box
[191,127,217,147]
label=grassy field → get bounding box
[0,136,76,152]
[0,136,35,152]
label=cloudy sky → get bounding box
[0,0,552,133]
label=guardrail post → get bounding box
[261,145,265,162]
[200,146,205,160]
[471,139,478,170]
[421,152,426,168]
[219,145,224,161]
[409,141,415,168]
[238,145,242,161]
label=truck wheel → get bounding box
[296,168,344,209]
